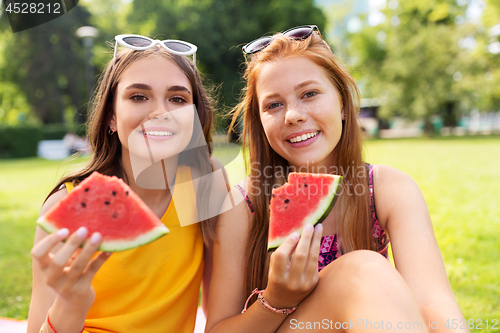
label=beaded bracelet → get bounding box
[241,288,297,316]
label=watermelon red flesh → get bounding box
[268,173,343,250]
[37,171,169,252]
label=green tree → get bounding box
[126,0,326,131]
[0,5,92,124]
[347,0,499,131]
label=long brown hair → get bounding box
[46,46,215,242]
[229,32,376,300]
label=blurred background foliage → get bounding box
[0,0,498,132]
[344,0,500,129]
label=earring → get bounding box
[108,128,115,135]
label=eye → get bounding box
[266,102,282,110]
[170,96,187,104]
[303,91,317,98]
[130,94,147,101]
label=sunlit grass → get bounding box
[364,137,500,328]
[0,157,88,319]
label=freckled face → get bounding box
[111,56,195,162]
[256,56,344,170]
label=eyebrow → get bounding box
[125,83,152,91]
[124,84,192,95]
[261,80,321,102]
[168,85,192,95]
[262,92,280,101]
[294,80,321,91]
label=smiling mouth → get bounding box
[142,130,174,137]
[288,131,319,143]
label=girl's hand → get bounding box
[263,223,323,309]
[31,227,111,311]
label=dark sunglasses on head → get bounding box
[242,25,318,54]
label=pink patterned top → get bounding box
[235,163,390,272]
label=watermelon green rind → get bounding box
[36,216,169,252]
[316,176,343,225]
[267,175,343,250]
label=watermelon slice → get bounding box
[37,172,169,252]
[268,173,343,249]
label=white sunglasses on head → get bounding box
[114,34,197,64]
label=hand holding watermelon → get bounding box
[262,222,323,310]
[31,226,112,315]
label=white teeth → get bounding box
[143,131,173,137]
[289,131,319,143]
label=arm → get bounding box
[205,181,322,333]
[373,165,468,332]
[201,157,229,315]
[27,188,110,333]
[201,222,214,316]
[27,189,66,333]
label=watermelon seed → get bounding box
[105,201,110,205]
[112,191,116,196]
[81,202,86,208]
[304,184,307,187]
[285,199,289,203]
[125,191,129,196]
[112,213,117,218]
[272,194,275,198]
[84,188,89,192]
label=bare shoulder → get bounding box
[218,176,253,232]
[39,186,68,218]
[34,186,68,248]
[371,164,424,230]
[371,164,417,188]
[234,174,253,192]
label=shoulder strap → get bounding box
[366,163,380,224]
[235,184,254,214]
[64,182,74,193]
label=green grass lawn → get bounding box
[0,156,90,319]
[1,137,499,331]
[364,136,500,330]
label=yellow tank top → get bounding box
[66,165,203,333]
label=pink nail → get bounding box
[76,227,88,238]
[57,228,69,238]
[90,232,102,244]
[290,232,300,241]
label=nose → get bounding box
[284,104,307,125]
[148,101,171,120]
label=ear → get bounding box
[341,107,346,120]
[109,114,117,131]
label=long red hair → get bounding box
[229,32,376,300]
